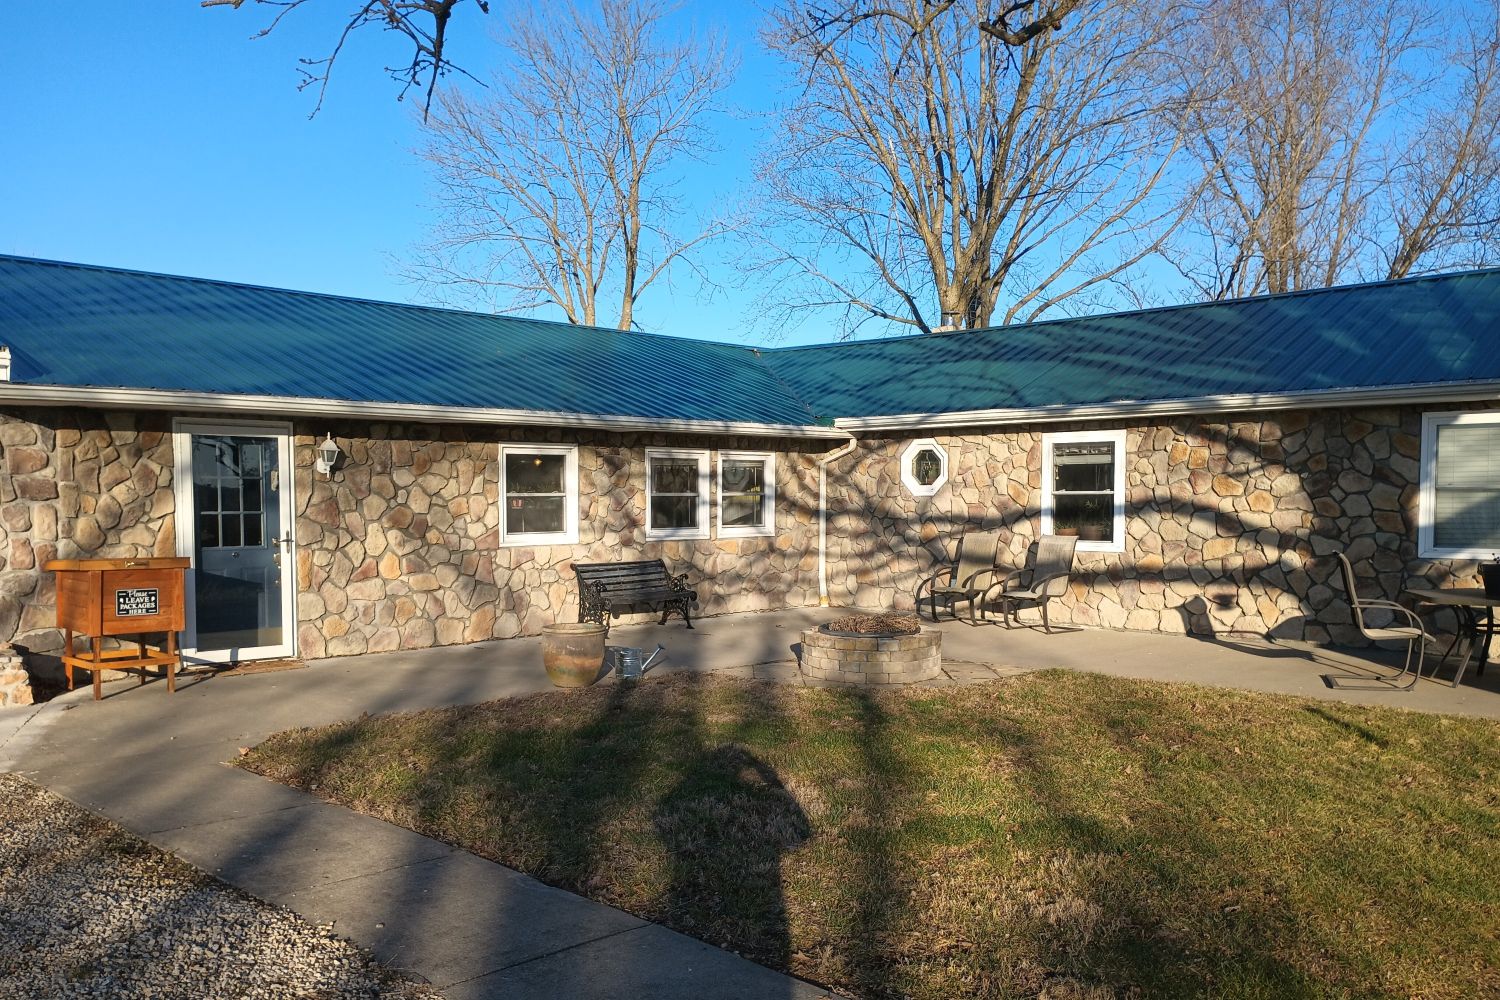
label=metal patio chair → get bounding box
[989,534,1078,633]
[917,529,1004,624]
[1323,553,1428,691]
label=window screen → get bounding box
[504,452,568,536]
[1051,441,1116,543]
[650,456,702,531]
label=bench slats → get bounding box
[571,560,697,636]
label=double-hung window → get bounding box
[646,448,709,540]
[500,444,578,545]
[1040,429,1126,553]
[717,452,775,538]
[1420,412,1500,558]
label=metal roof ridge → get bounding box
[743,349,835,427]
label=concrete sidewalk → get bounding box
[0,632,831,999]
[2,608,1495,998]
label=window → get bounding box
[646,448,709,540]
[718,452,775,538]
[500,445,578,545]
[1040,429,1125,553]
[1420,411,1500,558]
[900,438,949,496]
[193,436,268,549]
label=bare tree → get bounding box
[412,0,734,329]
[202,0,489,117]
[1383,2,1500,279]
[751,0,1194,337]
[1172,0,1500,299]
[802,0,1084,48]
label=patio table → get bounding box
[1405,587,1499,689]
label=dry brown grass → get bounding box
[241,672,1500,999]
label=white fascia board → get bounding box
[0,382,850,441]
[832,380,1500,432]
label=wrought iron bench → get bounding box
[571,559,697,635]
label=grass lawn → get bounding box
[241,672,1500,999]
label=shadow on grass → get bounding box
[1302,704,1389,748]
[244,671,1499,999]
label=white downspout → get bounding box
[817,433,859,606]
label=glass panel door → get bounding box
[177,425,294,662]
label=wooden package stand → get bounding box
[43,557,188,701]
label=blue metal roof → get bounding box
[1,254,1497,427]
[761,268,1500,418]
[0,256,817,427]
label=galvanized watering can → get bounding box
[608,644,664,679]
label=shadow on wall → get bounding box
[820,406,1492,651]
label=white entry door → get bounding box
[174,420,296,663]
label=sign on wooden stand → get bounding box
[43,558,189,701]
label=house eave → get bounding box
[830,380,1500,433]
[0,383,851,441]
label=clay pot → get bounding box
[541,623,607,688]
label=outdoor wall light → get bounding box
[315,433,342,478]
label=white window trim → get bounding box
[1418,410,1500,559]
[499,444,579,546]
[646,447,710,541]
[900,438,949,496]
[716,451,776,539]
[1040,428,1127,554]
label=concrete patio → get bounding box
[0,609,1496,999]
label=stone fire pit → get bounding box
[799,613,941,685]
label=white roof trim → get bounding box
[832,380,1500,432]
[0,382,850,440]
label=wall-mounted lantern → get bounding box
[315,433,341,478]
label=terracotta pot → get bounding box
[541,623,608,688]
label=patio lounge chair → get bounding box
[989,534,1077,633]
[1323,553,1428,691]
[917,529,1004,624]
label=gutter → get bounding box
[0,382,851,441]
[816,433,860,607]
[833,380,1500,432]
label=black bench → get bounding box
[572,560,697,635]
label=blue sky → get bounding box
[3,2,790,344]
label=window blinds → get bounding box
[1434,423,1500,550]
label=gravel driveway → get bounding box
[0,772,440,999]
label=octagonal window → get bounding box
[911,448,942,486]
[900,439,948,497]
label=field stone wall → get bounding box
[295,422,825,657]
[0,408,177,681]
[1,401,1489,675]
[830,404,1492,645]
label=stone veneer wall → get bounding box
[0,409,178,678]
[1,401,1490,673]
[0,410,825,671]
[293,422,825,658]
[829,404,1491,645]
